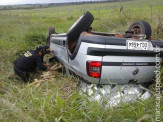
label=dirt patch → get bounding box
[60,77,77,99]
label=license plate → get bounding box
[127,40,148,50]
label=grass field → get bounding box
[0,0,163,121]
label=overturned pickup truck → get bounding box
[47,12,163,85]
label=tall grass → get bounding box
[0,0,163,121]
[0,76,159,121]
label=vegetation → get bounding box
[0,0,132,10]
[0,0,162,121]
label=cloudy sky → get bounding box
[0,0,94,5]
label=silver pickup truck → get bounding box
[47,12,163,85]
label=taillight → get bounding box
[87,61,102,78]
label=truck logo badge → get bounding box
[132,68,139,76]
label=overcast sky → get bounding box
[0,0,94,5]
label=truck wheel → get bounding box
[67,11,94,41]
[46,26,55,46]
[128,20,152,39]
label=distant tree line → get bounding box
[0,0,134,10]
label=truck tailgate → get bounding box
[87,38,161,84]
[101,38,159,84]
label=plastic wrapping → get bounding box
[79,81,151,107]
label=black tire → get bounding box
[128,20,152,39]
[49,26,55,36]
[46,26,55,46]
[67,11,94,41]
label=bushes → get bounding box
[24,30,46,49]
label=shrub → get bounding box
[24,31,46,49]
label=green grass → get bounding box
[0,0,163,121]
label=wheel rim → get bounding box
[131,25,142,34]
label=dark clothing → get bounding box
[13,50,47,81]
[14,65,30,82]
[14,50,47,72]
